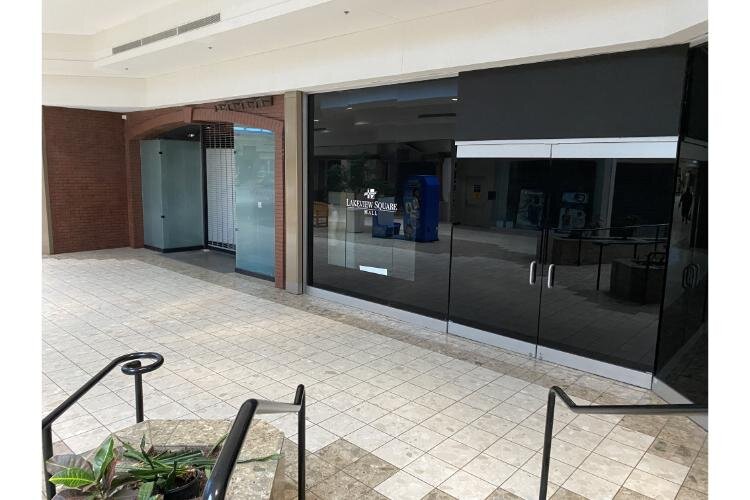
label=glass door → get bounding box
[234,127,276,278]
[448,148,550,355]
[537,145,677,379]
[655,142,708,404]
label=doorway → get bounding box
[449,139,678,385]
[139,123,277,280]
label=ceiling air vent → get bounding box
[179,13,221,34]
[111,13,221,55]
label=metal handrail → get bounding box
[538,386,707,500]
[202,384,306,500]
[42,352,164,500]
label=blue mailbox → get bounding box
[403,175,440,242]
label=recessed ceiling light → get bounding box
[313,119,320,122]
[346,106,353,110]
[354,121,369,126]
[188,133,196,138]
[451,98,458,101]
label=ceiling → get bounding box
[43,0,182,34]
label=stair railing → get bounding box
[539,386,707,500]
[202,385,305,500]
[41,352,164,500]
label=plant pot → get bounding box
[164,472,201,500]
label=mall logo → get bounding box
[346,188,397,216]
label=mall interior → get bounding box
[41,1,709,499]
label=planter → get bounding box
[164,472,201,500]
[112,419,286,500]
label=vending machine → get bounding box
[403,175,440,242]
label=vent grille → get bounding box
[112,40,142,54]
[179,13,221,34]
[111,13,220,55]
[141,28,178,46]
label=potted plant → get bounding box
[46,434,281,500]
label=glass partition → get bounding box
[234,127,275,278]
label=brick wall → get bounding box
[43,106,129,253]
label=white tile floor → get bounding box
[42,249,707,500]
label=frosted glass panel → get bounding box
[160,140,204,249]
[140,140,164,249]
[234,127,275,278]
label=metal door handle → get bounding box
[547,264,555,288]
[529,261,537,285]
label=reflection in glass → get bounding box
[309,79,457,318]
[539,159,676,371]
[449,158,547,344]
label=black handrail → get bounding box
[42,352,164,500]
[202,384,305,500]
[539,386,707,500]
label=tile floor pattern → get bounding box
[42,249,708,500]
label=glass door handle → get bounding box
[547,264,556,288]
[529,261,537,285]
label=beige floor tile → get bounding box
[395,402,438,424]
[505,425,545,451]
[556,424,604,451]
[403,454,459,487]
[502,469,558,500]
[310,470,377,500]
[635,453,689,484]
[302,424,339,452]
[375,470,433,500]
[319,412,366,437]
[370,392,411,412]
[550,488,588,499]
[563,469,620,500]
[463,453,517,487]
[373,413,418,437]
[344,453,399,488]
[373,439,424,468]
[623,469,680,500]
[548,440,590,468]
[451,424,500,451]
[429,438,481,468]
[317,439,369,469]
[521,454,575,486]
[613,487,651,499]
[422,413,466,437]
[674,486,706,500]
[346,402,390,424]
[415,392,457,411]
[580,453,634,485]
[442,402,485,424]
[645,438,698,468]
[399,425,447,452]
[594,438,646,467]
[490,403,533,424]
[440,470,497,500]
[608,426,656,451]
[473,414,516,438]
[485,438,536,467]
[570,414,616,436]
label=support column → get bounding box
[284,91,304,294]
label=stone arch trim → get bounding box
[124,104,285,288]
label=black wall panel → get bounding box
[457,45,689,141]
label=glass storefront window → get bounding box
[308,79,457,318]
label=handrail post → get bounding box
[539,389,556,500]
[294,385,306,500]
[42,425,55,500]
[127,360,145,422]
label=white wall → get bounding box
[43,0,708,110]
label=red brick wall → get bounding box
[43,106,129,253]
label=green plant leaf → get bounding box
[136,482,154,500]
[49,467,96,489]
[92,436,116,482]
[207,432,228,457]
[46,454,93,476]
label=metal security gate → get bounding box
[203,124,236,251]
